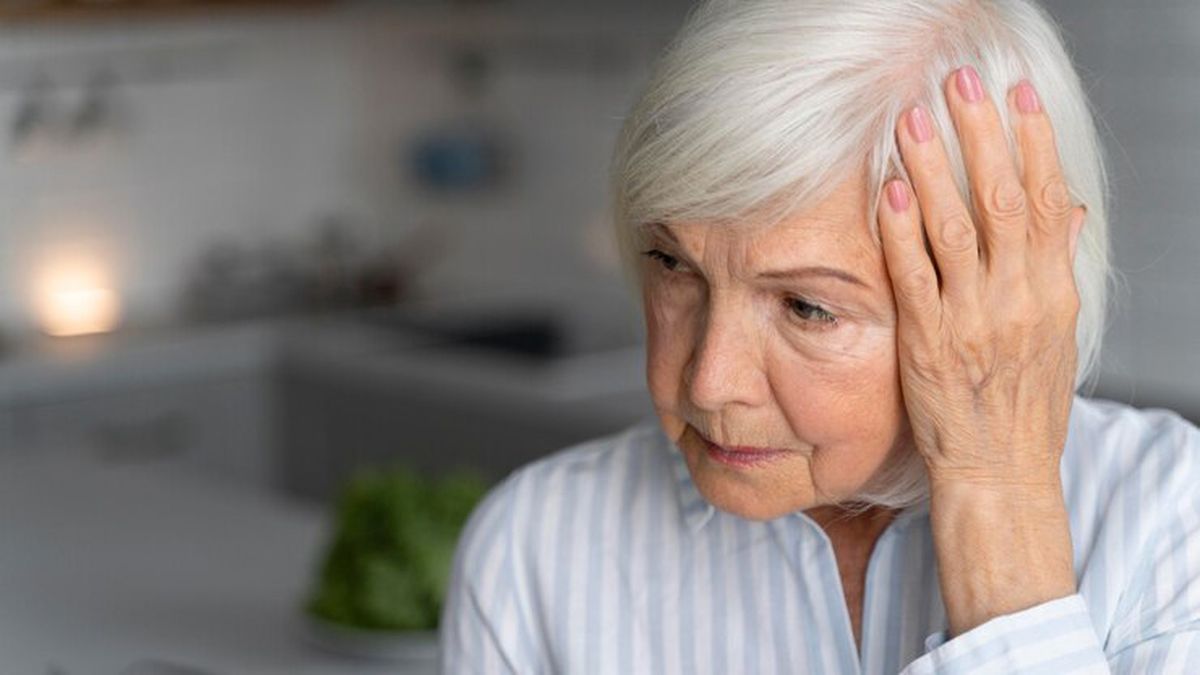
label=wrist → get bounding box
[926,471,1076,636]
[924,451,1063,494]
[927,470,1065,509]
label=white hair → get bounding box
[609,0,1114,511]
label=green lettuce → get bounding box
[305,466,490,631]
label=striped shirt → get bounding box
[440,394,1200,673]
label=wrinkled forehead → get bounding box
[646,172,882,264]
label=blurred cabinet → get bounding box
[0,314,653,503]
[277,345,651,502]
[8,375,276,485]
[0,321,282,490]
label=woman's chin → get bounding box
[701,482,819,521]
[686,453,821,521]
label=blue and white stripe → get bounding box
[440,394,1200,673]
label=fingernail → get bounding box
[956,65,984,103]
[907,106,933,143]
[1016,80,1041,114]
[886,180,910,212]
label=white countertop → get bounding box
[0,311,648,410]
[0,448,437,675]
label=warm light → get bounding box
[33,254,123,337]
[40,287,121,337]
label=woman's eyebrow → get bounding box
[646,222,680,244]
[647,223,870,290]
[757,266,870,289]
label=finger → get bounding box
[1007,79,1077,272]
[879,178,942,343]
[897,105,981,308]
[944,65,1028,280]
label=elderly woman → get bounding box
[440,0,1200,672]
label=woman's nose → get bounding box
[684,307,769,412]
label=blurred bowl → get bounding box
[300,613,439,663]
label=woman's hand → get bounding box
[877,65,1085,637]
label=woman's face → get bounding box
[642,172,914,520]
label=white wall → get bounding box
[0,6,679,352]
[0,1,1194,411]
[0,14,366,335]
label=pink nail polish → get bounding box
[956,66,984,103]
[1016,80,1041,114]
[907,106,933,143]
[886,180,910,212]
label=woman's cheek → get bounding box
[769,324,901,450]
[778,318,893,367]
[778,328,901,425]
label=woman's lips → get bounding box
[698,432,790,468]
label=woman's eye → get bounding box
[640,249,683,272]
[786,297,837,327]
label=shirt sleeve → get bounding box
[899,593,1109,674]
[438,472,531,675]
[902,413,1200,674]
[1101,415,1200,672]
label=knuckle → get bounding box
[998,286,1039,328]
[1037,177,1074,220]
[897,265,937,300]
[938,213,977,254]
[986,180,1028,222]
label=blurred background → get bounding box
[0,0,1193,673]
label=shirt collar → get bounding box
[653,420,931,534]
